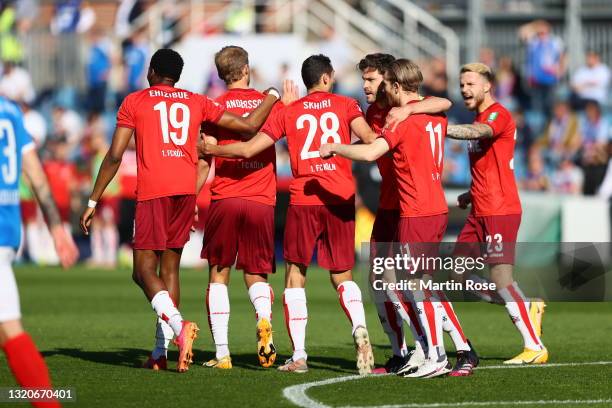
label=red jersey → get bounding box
[117,84,225,201]
[261,91,363,205]
[365,103,398,210]
[381,108,448,218]
[469,102,522,216]
[205,88,278,206]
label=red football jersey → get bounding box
[205,88,278,206]
[261,91,363,205]
[381,108,448,218]
[117,84,225,201]
[469,102,522,216]
[365,103,398,210]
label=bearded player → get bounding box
[199,46,298,369]
[202,54,382,374]
[388,62,548,365]
[80,49,282,372]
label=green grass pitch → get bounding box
[1,265,611,407]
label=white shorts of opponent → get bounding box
[0,247,21,322]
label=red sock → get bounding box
[2,333,60,408]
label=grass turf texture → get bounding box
[1,265,611,408]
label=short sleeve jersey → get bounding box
[381,109,448,218]
[261,91,363,205]
[205,88,279,206]
[116,84,225,201]
[469,102,522,216]
[0,97,34,249]
[365,103,398,210]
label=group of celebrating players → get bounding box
[0,42,554,408]
[81,46,550,378]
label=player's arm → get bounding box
[457,191,472,209]
[217,89,280,137]
[350,116,379,144]
[196,135,217,193]
[80,126,133,235]
[22,148,79,268]
[200,131,275,159]
[446,123,493,140]
[385,96,453,130]
[320,138,390,162]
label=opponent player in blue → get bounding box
[0,95,78,408]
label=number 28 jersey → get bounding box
[117,84,225,201]
[261,91,363,205]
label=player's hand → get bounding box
[80,207,95,235]
[50,225,79,269]
[457,191,472,209]
[385,105,413,131]
[319,143,336,159]
[281,79,299,105]
[191,205,199,232]
[198,134,218,158]
[264,87,281,100]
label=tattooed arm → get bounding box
[446,123,493,140]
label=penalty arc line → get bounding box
[282,361,612,408]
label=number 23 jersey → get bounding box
[261,91,363,206]
[117,84,225,201]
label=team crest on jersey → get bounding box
[487,112,499,122]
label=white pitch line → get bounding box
[282,361,612,408]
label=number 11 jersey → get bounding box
[117,84,225,201]
[261,91,363,206]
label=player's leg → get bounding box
[238,200,276,367]
[144,247,182,370]
[0,248,60,408]
[483,215,547,364]
[279,262,309,373]
[321,204,373,375]
[278,205,318,373]
[205,265,232,368]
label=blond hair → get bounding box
[460,62,495,83]
[215,46,249,85]
[385,59,423,93]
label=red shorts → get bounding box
[398,214,448,275]
[284,204,355,271]
[133,194,196,250]
[370,208,400,259]
[201,198,275,274]
[455,213,521,265]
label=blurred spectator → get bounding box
[479,47,496,70]
[0,61,34,103]
[14,0,39,33]
[224,3,255,34]
[422,58,449,99]
[115,0,144,39]
[537,100,580,166]
[203,64,226,99]
[21,101,46,146]
[159,0,183,47]
[85,28,111,113]
[521,20,564,120]
[76,0,95,34]
[550,159,584,194]
[442,139,471,187]
[123,28,148,93]
[513,108,535,153]
[51,105,84,153]
[495,56,529,111]
[0,1,23,62]
[570,50,610,109]
[520,147,549,191]
[50,0,81,34]
[578,101,610,195]
[117,141,137,266]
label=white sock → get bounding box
[152,317,174,359]
[151,290,183,336]
[373,294,407,357]
[91,226,104,263]
[414,291,445,361]
[435,291,470,352]
[248,282,273,322]
[498,282,543,350]
[102,225,118,265]
[337,281,367,334]
[390,290,427,352]
[284,288,308,361]
[206,283,231,359]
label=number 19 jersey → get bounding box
[261,91,363,206]
[117,84,225,201]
